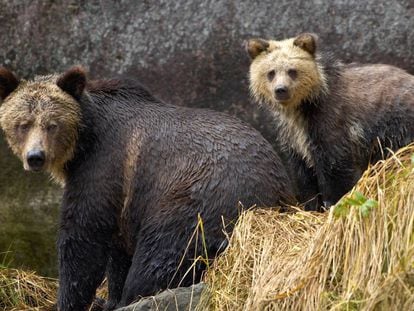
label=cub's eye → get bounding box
[18,123,30,132]
[46,123,58,132]
[288,69,298,80]
[267,70,276,81]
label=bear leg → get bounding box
[289,151,322,211]
[117,224,208,307]
[57,227,111,311]
[104,243,132,311]
[314,153,360,207]
[57,182,117,311]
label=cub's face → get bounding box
[0,67,86,183]
[246,33,325,110]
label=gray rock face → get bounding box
[115,283,206,311]
[0,0,413,273]
[1,0,413,142]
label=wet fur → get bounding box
[248,35,414,206]
[0,76,80,184]
[303,60,414,205]
[0,69,296,310]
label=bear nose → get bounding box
[27,150,46,170]
[275,86,290,101]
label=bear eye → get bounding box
[46,123,58,132]
[288,69,298,80]
[18,123,30,132]
[267,70,276,81]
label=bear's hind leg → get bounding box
[117,225,205,307]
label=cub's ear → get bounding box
[293,33,318,57]
[57,66,87,100]
[245,38,269,59]
[0,67,20,100]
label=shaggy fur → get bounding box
[0,67,295,310]
[0,74,80,184]
[247,33,414,207]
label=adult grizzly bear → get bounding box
[246,33,414,208]
[0,67,295,310]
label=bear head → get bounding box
[0,66,87,184]
[246,33,326,110]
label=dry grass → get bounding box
[0,267,108,311]
[0,267,57,311]
[202,145,414,310]
[1,146,413,310]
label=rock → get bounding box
[1,0,414,274]
[115,283,207,311]
[1,0,413,144]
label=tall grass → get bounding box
[1,146,413,310]
[202,145,414,310]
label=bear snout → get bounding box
[274,86,290,101]
[26,149,46,171]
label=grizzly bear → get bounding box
[246,33,414,208]
[0,66,295,310]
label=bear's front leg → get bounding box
[57,191,116,311]
[314,152,360,207]
[288,150,322,211]
[104,242,132,311]
[57,227,112,310]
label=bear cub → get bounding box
[246,33,414,207]
[0,67,295,311]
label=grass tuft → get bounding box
[2,145,414,310]
[0,267,57,311]
[202,144,414,310]
[0,266,108,310]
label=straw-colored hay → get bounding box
[0,267,108,310]
[202,145,414,310]
[0,267,57,311]
[1,146,413,310]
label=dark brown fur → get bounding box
[245,38,270,59]
[56,66,87,100]
[0,67,296,310]
[0,67,19,100]
[293,33,318,56]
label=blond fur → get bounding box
[0,76,81,186]
[249,38,327,108]
[249,37,327,163]
[120,128,144,253]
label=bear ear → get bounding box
[245,38,270,59]
[0,67,20,100]
[56,66,87,100]
[293,33,318,57]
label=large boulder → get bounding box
[1,0,413,142]
[0,0,413,274]
[115,283,206,311]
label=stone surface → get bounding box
[1,0,413,142]
[115,283,206,311]
[0,0,413,274]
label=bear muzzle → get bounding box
[26,149,46,171]
[274,86,290,101]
